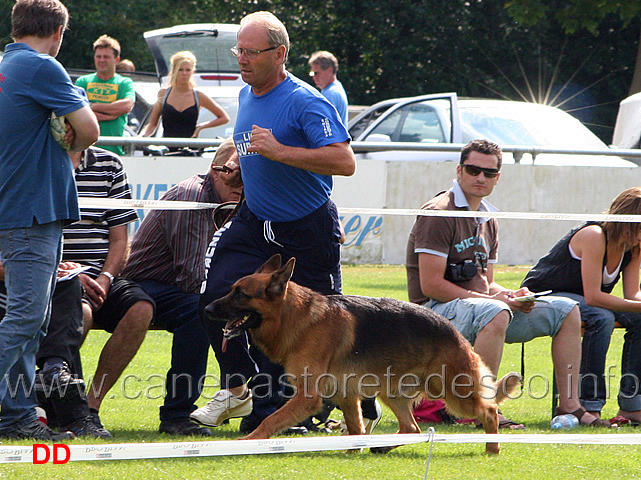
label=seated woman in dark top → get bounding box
[522,187,641,426]
[142,51,229,144]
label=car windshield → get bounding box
[349,104,394,139]
[147,28,239,77]
[458,101,607,148]
[351,98,453,142]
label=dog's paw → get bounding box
[485,442,500,455]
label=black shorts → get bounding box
[86,278,155,333]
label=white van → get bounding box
[613,92,641,149]
[143,24,243,87]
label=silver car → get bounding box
[349,93,636,167]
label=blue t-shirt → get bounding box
[322,80,349,126]
[233,73,350,222]
[0,43,87,229]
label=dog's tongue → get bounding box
[222,336,228,353]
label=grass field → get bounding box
[2,265,639,479]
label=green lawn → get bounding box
[2,265,639,479]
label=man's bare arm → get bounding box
[65,106,100,152]
[418,253,481,302]
[92,224,129,294]
[90,98,134,117]
[93,112,119,122]
[247,125,355,176]
[102,224,129,276]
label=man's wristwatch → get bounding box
[99,271,114,284]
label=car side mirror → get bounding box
[366,133,392,142]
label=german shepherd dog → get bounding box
[205,255,521,454]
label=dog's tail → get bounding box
[494,371,522,405]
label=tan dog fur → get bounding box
[205,255,521,454]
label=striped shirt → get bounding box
[62,147,138,278]
[121,173,220,294]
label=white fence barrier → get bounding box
[3,432,641,463]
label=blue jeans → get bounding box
[136,280,210,421]
[560,292,641,412]
[0,221,63,432]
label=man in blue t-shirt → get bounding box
[0,0,98,441]
[309,50,349,125]
[191,11,357,434]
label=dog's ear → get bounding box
[266,257,295,299]
[256,254,282,274]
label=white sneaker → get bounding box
[365,399,383,434]
[340,399,382,434]
[190,389,253,427]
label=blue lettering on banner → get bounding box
[340,215,383,247]
[131,183,172,230]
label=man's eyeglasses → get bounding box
[230,45,279,59]
[462,164,500,179]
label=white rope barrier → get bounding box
[78,198,219,211]
[78,198,641,223]
[2,432,640,463]
[338,207,641,223]
[431,433,641,445]
[3,433,430,463]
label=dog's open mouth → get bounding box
[222,315,251,339]
[221,314,252,352]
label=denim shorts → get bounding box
[426,295,577,344]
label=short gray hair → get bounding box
[309,51,339,73]
[240,11,290,64]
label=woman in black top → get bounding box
[143,51,229,141]
[523,187,641,425]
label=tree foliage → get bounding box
[505,0,641,96]
[505,0,641,33]
[1,0,639,142]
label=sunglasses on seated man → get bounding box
[462,164,500,179]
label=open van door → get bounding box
[612,92,641,149]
